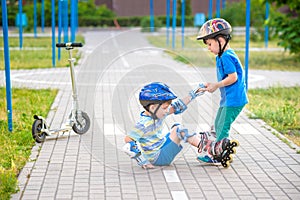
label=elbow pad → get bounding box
[172,99,187,115]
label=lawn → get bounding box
[0,87,57,200]
[247,86,300,147]
[0,34,83,199]
[147,35,300,71]
[0,36,84,70]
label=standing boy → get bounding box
[196,18,248,163]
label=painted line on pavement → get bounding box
[171,191,189,200]
[111,32,130,68]
[103,123,125,136]
[163,170,180,182]
[163,170,188,199]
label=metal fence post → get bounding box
[2,0,13,131]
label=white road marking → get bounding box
[163,170,188,200]
[163,170,180,182]
[103,123,125,136]
[111,32,130,68]
[4,68,266,86]
[171,191,189,200]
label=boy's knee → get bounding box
[172,123,196,143]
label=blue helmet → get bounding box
[139,82,177,108]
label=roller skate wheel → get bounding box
[222,154,233,162]
[228,154,233,162]
[230,140,240,147]
[221,160,230,168]
[225,144,231,151]
[229,148,237,154]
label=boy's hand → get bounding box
[205,82,220,93]
[142,163,155,169]
[196,87,206,93]
[190,83,206,100]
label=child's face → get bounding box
[205,38,220,55]
[151,102,171,119]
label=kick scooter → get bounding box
[32,42,90,143]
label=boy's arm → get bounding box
[169,83,206,115]
[123,136,154,169]
[124,135,133,143]
[206,72,237,93]
[168,95,193,114]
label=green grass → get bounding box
[247,86,300,147]
[147,35,300,71]
[0,36,84,70]
[0,87,57,199]
[0,34,84,198]
[235,51,300,71]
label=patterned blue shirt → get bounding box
[127,112,167,162]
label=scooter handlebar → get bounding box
[56,42,83,48]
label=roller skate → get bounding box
[199,131,216,141]
[213,138,239,168]
[197,131,217,154]
[197,134,239,168]
[197,132,219,165]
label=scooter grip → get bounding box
[56,43,83,48]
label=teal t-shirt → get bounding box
[216,49,248,107]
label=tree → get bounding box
[177,0,192,16]
[267,0,300,56]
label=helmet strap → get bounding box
[152,103,162,120]
[144,103,162,120]
[217,35,231,57]
[217,39,222,57]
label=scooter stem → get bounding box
[68,48,79,111]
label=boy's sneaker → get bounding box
[197,155,220,165]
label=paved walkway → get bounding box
[2,29,300,200]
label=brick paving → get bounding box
[1,28,300,199]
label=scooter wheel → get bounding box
[32,119,46,143]
[72,111,90,135]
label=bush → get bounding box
[140,16,163,32]
[157,15,194,27]
[78,16,115,27]
[272,14,300,57]
[117,16,141,27]
[221,0,278,41]
[0,4,19,26]
[268,0,300,57]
